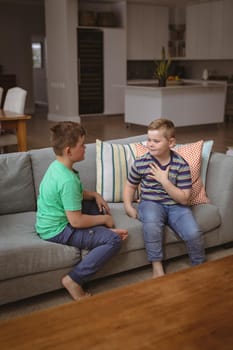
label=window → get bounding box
[32,42,43,69]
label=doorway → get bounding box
[31,36,48,107]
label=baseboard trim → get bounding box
[48,113,80,123]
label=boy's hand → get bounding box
[126,206,138,219]
[148,163,170,185]
[95,193,111,214]
[112,229,128,241]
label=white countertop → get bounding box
[127,79,227,90]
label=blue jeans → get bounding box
[47,200,121,286]
[138,200,205,266]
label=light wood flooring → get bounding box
[24,106,233,153]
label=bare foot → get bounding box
[112,228,128,240]
[152,261,165,278]
[62,275,91,301]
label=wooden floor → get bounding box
[23,106,233,153]
[1,255,233,349]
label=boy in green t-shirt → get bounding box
[36,121,128,301]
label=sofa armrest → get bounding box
[205,152,233,244]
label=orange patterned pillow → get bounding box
[135,141,210,206]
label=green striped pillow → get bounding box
[96,139,145,202]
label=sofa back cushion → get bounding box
[73,142,97,192]
[30,136,148,202]
[29,148,56,198]
[30,144,98,198]
[0,152,36,214]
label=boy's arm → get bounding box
[123,180,138,218]
[83,190,100,200]
[66,209,114,229]
[161,181,191,205]
[149,163,191,205]
[83,190,110,214]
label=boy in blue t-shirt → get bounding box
[123,118,205,278]
[36,121,128,301]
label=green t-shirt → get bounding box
[36,160,83,240]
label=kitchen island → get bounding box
[125,80,227,127]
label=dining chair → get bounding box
[0,86,3,107]
[0,133,19,153]
[0,87,27,152]
[3,87,27,114]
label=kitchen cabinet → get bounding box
[222,0,233,58]
[78,0,126,28]
[209,1,223,58]
[186,2,217,59]
[185,4,199,59]
[197,3,210,58]
[127,4,142,59]
[127,3,169,60]
[186,0,233,59]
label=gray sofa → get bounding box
[1,134,233,306]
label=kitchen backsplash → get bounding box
[127,61,155,80]
[181,60,233,80]
[127,59,233,81]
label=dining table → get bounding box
[0,109,31,152]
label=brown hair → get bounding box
[50,121,86,156]
[148,118,175,140]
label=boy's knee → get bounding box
[184,226,203,242]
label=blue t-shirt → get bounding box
[36,160,83,239]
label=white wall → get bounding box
[45,0,79,122]
[0,2,45,113]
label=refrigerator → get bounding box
[78,28,104,115]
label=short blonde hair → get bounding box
[148,118,175,140]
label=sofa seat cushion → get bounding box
[0,212,81,281]
[110,202,221,249]
[109,204,144,253]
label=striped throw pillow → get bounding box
[96,139,146,202]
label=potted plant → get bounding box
[154,46,171,87]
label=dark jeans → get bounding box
[47,200,121,286]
